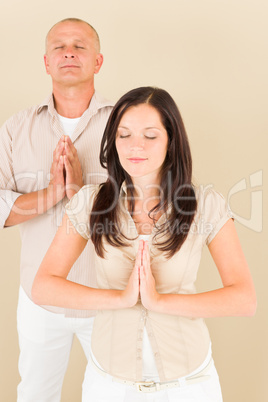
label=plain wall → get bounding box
[0,1,267,401]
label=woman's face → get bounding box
[115,103,169,182]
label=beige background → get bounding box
[0,0,267,401]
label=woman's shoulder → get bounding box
[194,184,234,245]
[66,184,100,211]
[194,185,226,213]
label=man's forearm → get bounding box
[4,189,57,227]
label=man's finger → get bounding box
[53,137,65,161]
[65,136,77,154]
[63,155,72,174]
[64,141,77,165]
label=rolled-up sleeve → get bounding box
[0,119,22,228]
[0,190,22,228]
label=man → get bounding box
[0,18,113,401]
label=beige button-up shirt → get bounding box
[66,183,233,381]
[0,92,113,317]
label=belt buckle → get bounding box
[136,381,155,393]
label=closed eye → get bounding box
[119,134,130,138]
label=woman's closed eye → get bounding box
[118,134,131,139]
[144,135,157,140]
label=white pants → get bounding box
[17,286,94,402]
[82,356,223,402]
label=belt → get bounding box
[90,355,212,393]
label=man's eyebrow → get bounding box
[50,39,86,44]
[73,39,86,43]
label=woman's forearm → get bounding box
[32,275,125,310]
[32,212,137,311]
[152,220,257,319]
[155,283,257,318]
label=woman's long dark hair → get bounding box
[90,87,197,258]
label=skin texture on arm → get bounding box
[4,188,61,227]
[139,219,257,318]
[32,213,140,310]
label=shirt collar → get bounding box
[36,91,114,116]
[36,94,53,115]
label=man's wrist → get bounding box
[46,184,65,209]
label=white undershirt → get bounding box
[138,234,160,380]
[57,113,81,141]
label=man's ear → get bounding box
[94,53,104,74]
[44,54,50,75]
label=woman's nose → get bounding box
[130,136,144,150]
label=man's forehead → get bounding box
[48,22,93,40]
[45,20,99,52]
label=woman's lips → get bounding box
[127,158,147,163]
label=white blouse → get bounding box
[138,234,160,380]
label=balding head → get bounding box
[45,18,100,53]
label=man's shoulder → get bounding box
[94,91,114,107]
[2,95,51,127]
[93,91,114,114]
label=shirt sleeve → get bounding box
[0,119,22,229]
[65,184,98,240]
[199,187,234,246]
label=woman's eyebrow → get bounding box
[118,126,161,131]
[118,126,131,130]
[144,126,161,131]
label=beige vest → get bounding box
[66,183,233,381]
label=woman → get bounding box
[32,87,256,401]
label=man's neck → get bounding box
[52,83,95,118]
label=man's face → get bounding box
[44,21,103,87]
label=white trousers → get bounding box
[17,286,94,402]
[82,356,223,402]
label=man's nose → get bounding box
[64,47,75,58]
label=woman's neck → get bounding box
[127,174,163,228]
[131,173,161,199]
